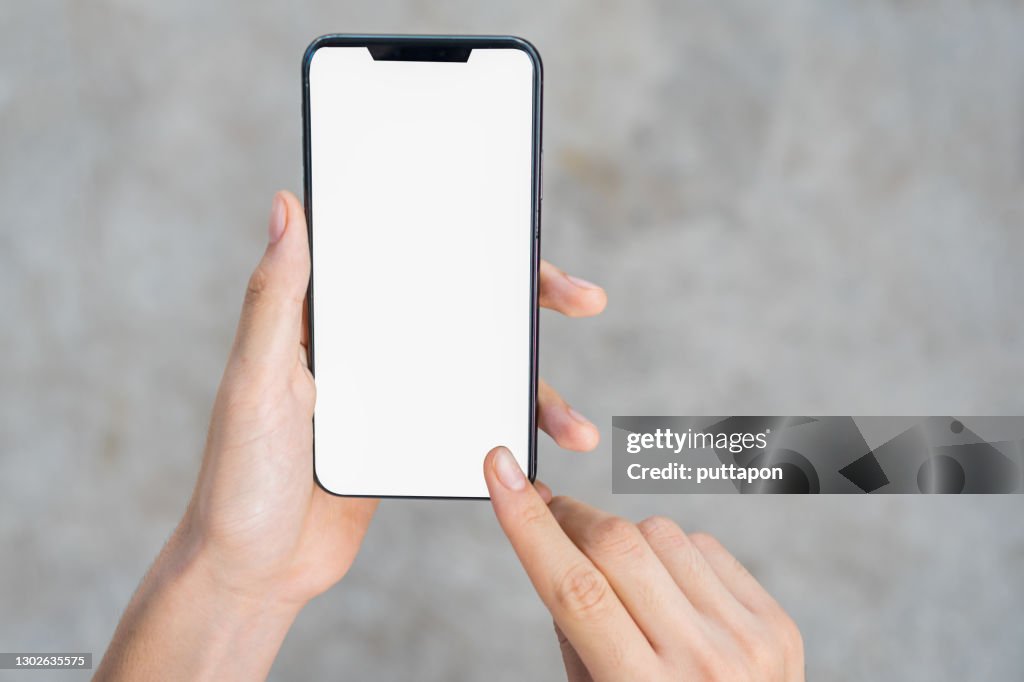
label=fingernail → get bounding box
[566,274,600,290]
[268,193,286,244]
[568,406,593,427]
[493,446,527,491]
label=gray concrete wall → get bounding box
[2,1,1023,679]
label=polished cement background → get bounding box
[3,1,1024,680]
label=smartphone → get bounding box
[302,35,542,499]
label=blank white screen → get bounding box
[309,45,536,497]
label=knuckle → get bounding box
[548,495,573,512]
[727,610,800,677]
[689,623,781,682]
[740,626,782,676]
[554,563,613,620]
[638,515,687,550]
[787,615,804,650]
[694,653,747,682]
[789,624,805,664]
[518,501,552,532]
[773,610,804,658]
[587,516,645,559]
[245,263,272,306]
[673,541,712,584]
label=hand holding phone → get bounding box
[98,36,608,679]
[96,191,606,672]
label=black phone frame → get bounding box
[301,34,543,500]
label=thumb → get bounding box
[232,190,310,366]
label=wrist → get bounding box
[139,520,302,680]
[162,514,306,626]
[97,518,303,682]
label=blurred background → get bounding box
[3,1,1024,680]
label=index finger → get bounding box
[484,447,654,675]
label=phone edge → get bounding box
[302,34,543,501]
